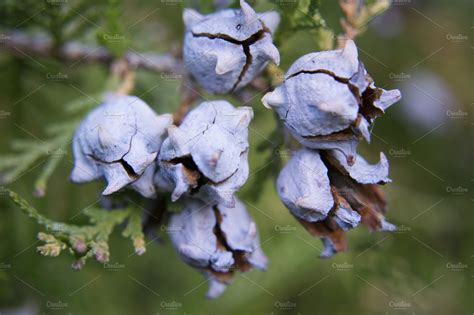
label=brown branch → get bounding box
[1,31,278,124]
[111,59,136,95]
[337,0,391,48]
[0,31,184,75]
[337,0,361,48]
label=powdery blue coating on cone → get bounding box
[155,100,252,207]
[320,238,338,258]
[129,163,157,198]
[218,198,268,270]
[328,150,391,184]
[334,205,361,231]
[205,275,228,299]
[285,40,360,80]
[292,133,360,164]
[262,40,401,162]
[168,197,267,299]
[168,199,234,271]
[276,148,334,222]
[183,33,245,93]
[276,73,360,136]
[183,1,280,94]
[70,94,172,197]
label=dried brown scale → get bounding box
[360,86,385,119]
[209,270,234,284]
[297,216,348,253]
[330,186,353,213]
[327,167,390,232]
[166,152,244,195]
[297,187,356,256]
[212,206,230,252]
[166,155,210,193]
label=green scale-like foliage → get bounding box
[8,190,145,269]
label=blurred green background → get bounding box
[0,0,472,314]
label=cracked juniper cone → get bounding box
[169,197,267,298]
[183,0,280,94]
[71,94,172,198]
[277,148,395,257]
[262,40,401,164]
[154,100,252,207]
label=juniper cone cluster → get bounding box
[263,40,401,257]
[66,0,402,298]
[4,0,402,299]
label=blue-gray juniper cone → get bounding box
[168,197,267,299]
[262,40,401,164]
[71,94,172,198]
[155,100,252,208]
[183,0,280,94]
[276,148,395,257]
